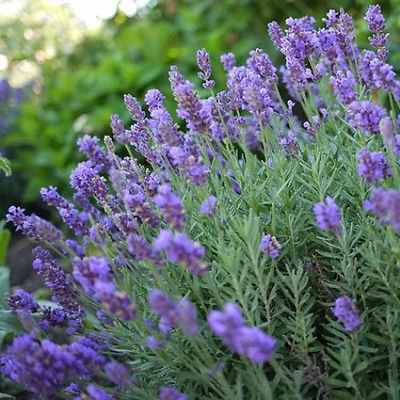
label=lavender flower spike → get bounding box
[333,296,362,332]
[260,234,281,259]
[159,387,188,400]
[200,196,217,217]
[357,149,391,185]
[197,48,215,89]
[313,196,342,234]
[365,4,385,33]
[154,229,208,275]
[208,303,277,363]
[8,289,40,313]
[153,184,186,230]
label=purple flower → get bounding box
[333,296,362,332]
[86,385,114,400]
[260,234,281,259]
[267,21,284,50]
[6,206,62,243]
[154,230,208,275]
[8,289,40,313]
[153,184,186,230]
[145,89,183,147]
[73,256,136,320]
[148,289,179,332]
[220,53,236,72]
[247,48,278,86]
[0,334,91,397]
[168,144,208,186]
[207,303,244,345]
[146,335,164,348]
[207,303,276,363]
[105,361,134,386]
[41,186,88,236]
[234,326,277,364]
[348,101,386,134]
[33,247,83,333]
[369,33,389,59]
[357,149,391,184]
[177,298,201,336]
[77,135,111,173]
[127,233,161,263]
[313,196,342,234]
[65,382,81,395]
[329,70,356,104]
[110,114,130,145]
[169,66,207,134]
[124,183,160,229]
[197,48,215,89]
[380,116,395,148]
[365,4,385,33]
[70,162,109,201]
[124,93,146,121]
[200,196,217,217]
[67,341,106,376]
[241,70,274,125]
[159,387,188,400]
[364,188,400,233]
[359,50,395,91]
[278,129,298,156]
[148,289,200,336]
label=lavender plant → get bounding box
[2,5,400,399]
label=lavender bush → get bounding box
[2,5,400,399]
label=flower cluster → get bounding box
[357,149,391,184]
[207,303,277,364]
[0,334,106,398]
[154,230,208,275]
[148,289,200,337]
[73,256,137,320]
[313,196,342,234]
[333,297,362,332]
[364,188,400,233]
[260,234,281,259]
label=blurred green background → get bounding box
[1,0,400,217]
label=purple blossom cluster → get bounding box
[41,186,89,236]
[197,48,215,89]
[365,188,400,233]
[200,195,217,217]
[153,184,186,230]
[313,196,342,234]
[333,296,362,332]
[73,256,136,320]
[365,4,385,33]
[33,246,84,333]
[207,303,277,364]
[160,387,188,400]
[348,101,386,135]
[148,289,200,336]
[0,334,107,398]
[154,229,208,275]
[77,134,112,173]
[6,206,61,243]
[260,234,281,259]
[7,289,40,313]
[357,149,391,184]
